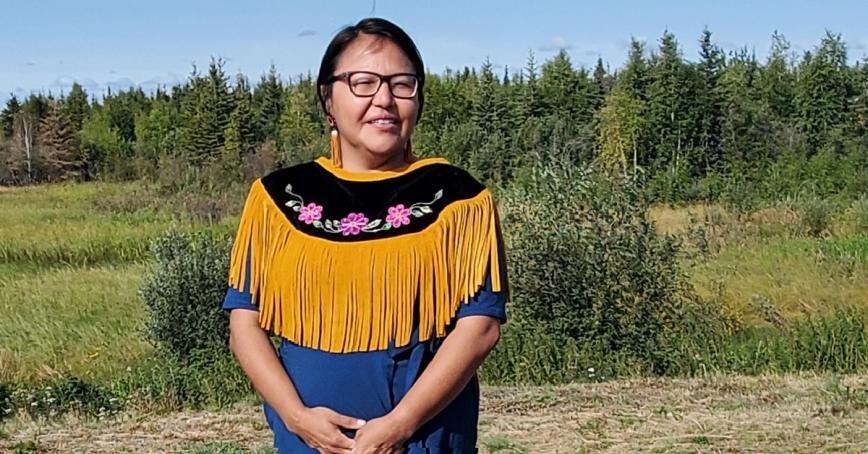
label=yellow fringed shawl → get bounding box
[227,157,506,353]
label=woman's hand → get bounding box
[286,406,366,454]
[350,413,413,454]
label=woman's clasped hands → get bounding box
[288,406,412,454]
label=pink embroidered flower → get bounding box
[298,203,323,224]
[386,204,412,228]
[340,212,369,235]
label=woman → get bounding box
[223,17,508,453]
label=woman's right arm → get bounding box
[228,309,366,453]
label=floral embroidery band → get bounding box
[284,184,444,236]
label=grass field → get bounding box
[0,264,149,384]
[2,182,868,452]
[5,374,867,453]
[0,182,235,385]
[649,203,868,323]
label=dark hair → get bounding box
[316,17,425,122]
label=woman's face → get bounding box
[326,34,419,162]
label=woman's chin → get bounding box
[360,142,406,158]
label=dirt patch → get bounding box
[4,374,868,453]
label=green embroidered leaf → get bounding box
[325,219,334,229]
[313,221,323,228]
[292,206,300,212]
[383,223,392,230]
[419,205,433,214]
[434,189,443,199]
[411,208,425,217]
[365,219,382,229]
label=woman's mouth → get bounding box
[366,118,399,131]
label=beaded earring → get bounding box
[327,115,342,167]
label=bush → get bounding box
[799,196,834,237]
[1,350,254,420]
[113,348,253,413]
[139,229,232,361]
[843,197,868,234]
[721,308,868,374]
[480,321,635,385]
[0,382,11,421]
[499,162,724,375]
[8,377,122,420]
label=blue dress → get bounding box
[222,265,506,452]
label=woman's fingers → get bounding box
[323,408,366,429]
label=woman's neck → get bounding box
[339,148,411,173]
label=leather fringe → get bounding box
[228,179,504,352]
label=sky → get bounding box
[1,0,867,104]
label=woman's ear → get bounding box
[320,86,333,116]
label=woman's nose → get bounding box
[371,80,396,107]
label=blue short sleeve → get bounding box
[223,286,257,311]
[455,268,507,323]
[222,246,258,312]
[455,228,509,323]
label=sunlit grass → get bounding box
[0,264,152,383]
[0,181,235,266]
[649,202,868,323]
[691,234,868,323]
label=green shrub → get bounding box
[844,197,868,234]
[721,308,868,374]
[480,321,634,385]
[139,229,232,361]
[2,349,253,420]
[799,197,834,237]
[0,382,11,421]
[499,163,724,375]
[114,348,252,413]
[9,377,122,420]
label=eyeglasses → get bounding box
[328,71,419,99]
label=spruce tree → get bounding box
[760,31,796,121]
[224,73,257,166]
[719,49,765,164]
[62,82,90,132]
[521,50,545,119]
[1,96,21,138]
[470,58,505,135]
[645,31,700,173]
[795,31,853,150]
[253,64,284,143]
[178,59,233,163]
[279,82,322,165]
[697,28,725,170]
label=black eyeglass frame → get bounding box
[327,71,419,99]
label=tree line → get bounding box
[1,29,867,203]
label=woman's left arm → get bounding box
[351,315,501,453]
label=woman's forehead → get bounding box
[334,35,414,73]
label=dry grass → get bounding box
[648,204,716,236]
[3,373,867,453]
